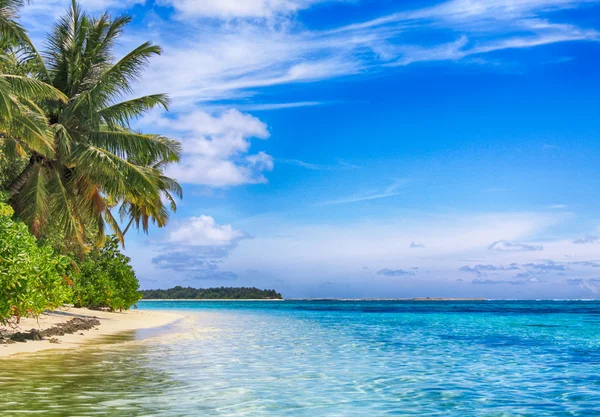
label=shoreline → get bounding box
[140,298,283,301]
[0,307,183,358]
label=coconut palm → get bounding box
[0,0,67,169]
[119,148,183,239]
[7,0,181,248]
[0,0,30,48]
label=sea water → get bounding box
[1,300,600,416]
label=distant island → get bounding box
[412,298,487,301]
[140,286,283,300]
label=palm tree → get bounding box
[0,0,30,49]
[119,149,183,239]
[1,0,67,175]
[6,0,182,248]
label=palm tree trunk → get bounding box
[7,159,37,198]
[122,217,134,236]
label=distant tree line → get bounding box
[141,286,283,300]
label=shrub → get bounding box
[72,236,141,311]
[0,203,72,325]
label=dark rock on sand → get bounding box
[8,317,101,343]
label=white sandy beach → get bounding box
[0,307,183,358]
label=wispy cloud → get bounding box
[22,0,600,201]
[119,0,600,106]
[522,260,569,273]
[157,0,331,20]
[316,180,409,206]
[573,235,599,244]
[471,276,542,285]
[460,263,520,276]
[278,158,359,171]
[235,101,325,111]
[472,278,525,285]
[377,268,415,277]
[488,240,544,252]
[409,241,425,248]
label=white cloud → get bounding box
[79,0,145,9]
[168,215,246,246]
[24,0,600,108]
[236,101,324,111]
[278,158,359,171]
[573,235,599,244]
[159,0,326,19]
[127,0,599,108]
[488,240,544,252]
[144,109,273,187]
[22,0,144,20]
[226,211,563,277]
[315,180,410,206]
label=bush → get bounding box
[0,203,72,325]
[72,236,141,311]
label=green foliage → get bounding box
[72,236,141,311]
[0,202,72,325]
[0,153,26,190]
[1,0,181,250]
[141,286,283,300]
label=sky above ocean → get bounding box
[20,0,600,298]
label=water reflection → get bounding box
[1,333,182,416]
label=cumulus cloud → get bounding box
[377,268,415,277]
[488,240,544,252]
[150,216,247,280]
[168,215,247,246]
[409,241,424,248]
[24,0,600,108]
[151,247,228,271]
[573,235,599,244]
[23,0,600,202]
[145,109,273,187]
[151,249,239,280]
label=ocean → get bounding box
[2,300,600,416]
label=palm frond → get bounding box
[16,162,48,236]
[99,94,169,127]
[87,130,180,162]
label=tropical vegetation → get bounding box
[0,203,71,325]
[141,287,283,300]
[72,236,141,311]
[0,0,181,324]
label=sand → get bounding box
[0,307,183,358]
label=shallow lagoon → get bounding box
[2,300,600,416]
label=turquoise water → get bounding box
[2,300,600,416]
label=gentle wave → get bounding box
[2,300,600,416]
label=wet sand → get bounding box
[0,307,183,358]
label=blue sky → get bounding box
[22,0,600,298]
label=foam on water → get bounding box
[2,300,600,416]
